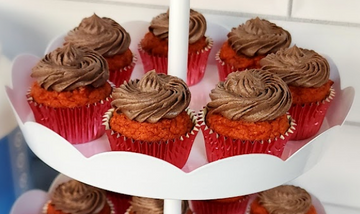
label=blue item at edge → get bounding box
[0,127,32,214]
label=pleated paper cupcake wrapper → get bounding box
[103,108,200,169]
[199,108,296,163]
[42,198,116,214]
[190,196,250,214]
[27,92,112,145]
[106,191,131,214]
[215,50,238,81]
[138,37,213,86]
[108,54,137,87]
[288,87,335,141]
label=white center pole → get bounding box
[168,0,190,82]
[164,199,182,214]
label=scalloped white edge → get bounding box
[4,21,355,200]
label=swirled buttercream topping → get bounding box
[31,43,109,92]
[207,69,292,122]
[258,185,312,214]
[227,17,291,57]
[131,197,164,214]
[111,70,191,123]
[64,13,131,57]
[260,45,330,87]
[50,180,107,214]
[149,9,207,44]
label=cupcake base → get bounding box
[190,196,250,214]
[289,87,335,140]
[108,54,137,87]
[103,109,200,169]
[27,92,112,144]
[138,37,213,86]
[200,108,295,162]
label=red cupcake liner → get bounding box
[103,109,200,169]
[106,191,131,214]
[190,196,250,214]
[108,54,137,87]
[288,87,335,141]
[138,37,213,86]
[215,50,238,82]
[27,89,112,145]
[199,108,296,163]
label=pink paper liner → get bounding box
[108,54,137,87]
[288,87,335,140]
[106,191,131,214]
[103,109,200,169]
[190,196,250,214]
[138,37,213,86]
[27,88,112,145]
[200,108,295,163]
[42,198,116,214]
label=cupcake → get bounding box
[126,196,189,214]
[103,70,199,168]
[250,185,317,214]
[43,179,115,214]
[201,69,295,162]
[260,45,335,140]
[217,17,291,81]
[189,195,250,214]
[139,9,213,86]
[64,13,136,87]
[27,43,112,144]
[106,191,131,214]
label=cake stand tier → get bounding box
[5,20,355,200]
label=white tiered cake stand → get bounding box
[5,0,355,213]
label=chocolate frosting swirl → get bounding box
[258,185,313,214]
[260,45,330,87]
[50,180,107,214]
[112,70,191,123]
[227,17,291,57]
[64,13,131,57]
[207,69,292,122]
[149,9,207,44]
[31,43,109,92]
[131,197,164,214]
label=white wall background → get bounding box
[1,0,359,213]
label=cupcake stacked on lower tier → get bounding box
[103,70,199,168]
[125,196,189,214]
[260,45,335,140]
[201,69,295,162]
[27,43,112,144]
[43,179,116,214]
[189,195,250,214]
[139,9,213,86]
[250,185,318,214]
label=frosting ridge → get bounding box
[50,180,107,214]
[206,69,292,122]
[260,45,330,87]
[111,70,191,123]
[31,43,109,92]
[227,17,291,57]
[131,197,164,214]
[258,185,312,214]
[149,9,207,44]
[64,13,131,57]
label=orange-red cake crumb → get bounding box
[46,201,112,214]
[250,198,317,214]
[105,49,133,71]
[289,80,334,105]
[30,81,112,108]
[219,41,265,71]
[109,111,193,142]
[206,114,290,141]
[140,32,208,56]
